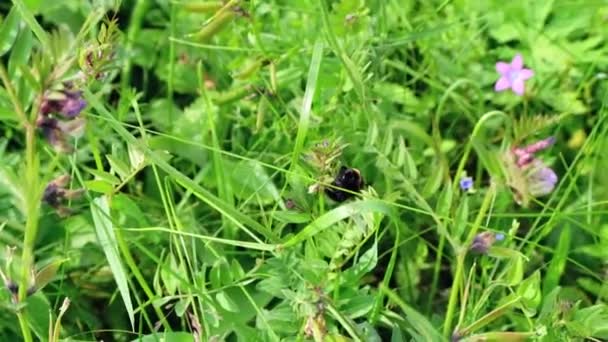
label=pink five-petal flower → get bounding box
[494,53,534,96]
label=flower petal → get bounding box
[511,78,525,95]
[511,54,523,70]
[494,76,511,91]
[495,62,511,74]
[519,68,534,80]
[526,161,558,197]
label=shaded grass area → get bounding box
[0,0,607,341]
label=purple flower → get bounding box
[525,160,558,197]
[470,232,502,254]
[42,175,84,216]
[513,137,556,167]
[459,176,473,191]
[60,91,87,118]
[494,54,534,96]
[36,115,86,153]
[40,90,87,119]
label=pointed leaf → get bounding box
[90,196,134,328]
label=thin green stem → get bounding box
[426,233,445,314]
[119,0,150,113]
[0,63,38,342]
[443,185,496,337]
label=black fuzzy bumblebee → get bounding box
[325,166,365,202]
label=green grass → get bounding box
[0,0,607,341]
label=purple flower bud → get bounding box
[40,89,87,119]
[459,176,473,191]
[470,232,503,254]
[42,175,83,215]
[60,91,87,118]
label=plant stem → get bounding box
[443,185,496,338]
[0,63,39,342]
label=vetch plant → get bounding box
[503,137,559,206]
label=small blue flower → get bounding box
[459,176,474,191]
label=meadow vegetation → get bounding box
[0,0,607,341]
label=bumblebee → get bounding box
[325,166,364,202]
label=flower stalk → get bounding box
[443,184,496,338]
[0,63,39,342]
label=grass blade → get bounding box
[10,0,51,56]
[90,196,135,329]
[291,39,323,169]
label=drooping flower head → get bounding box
[37,84,87,153]
[42,175,84,216]
[494,54,534,96]
[40,89,87,119]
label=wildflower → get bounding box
[40,89,87,119]
[459,176,474,192]
[512,136,556,167]
[37,85,87,153]
[503,137,558,206]
[36,115,86,153]
[470,232,503,254]
[525,160,558,197]
[494,54,534,96]
[43,175,84,216]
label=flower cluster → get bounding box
[490,53,559,205]
[36,86,87,152]
[504,137,558,207]
[42,175,84,216]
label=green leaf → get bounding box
[11,0,51,55]
[161,253,179,296]
[350,241,378,279]
[86,168,121,185]
[216,291,239,312]
[25,292,51,341]
[34,258,66,292]
[227,160,280,204]
[517,271,541,317]
[8,24,33,77]
[542,225,570,296]
[283,199,396,248]
[290,39,323,169]
[106,155,131,181]
[83,180,114,194]
[272,210,311,224]
[90,196,135,329]
[505,255,524,286]
[572,304,608,339]
[0,7,21,57]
